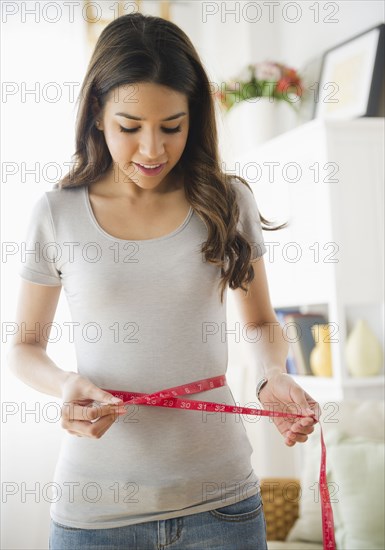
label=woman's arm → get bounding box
[7,279,126,438]
[232,255,319,446]
[232,255,289,377]
[6,280,76,398]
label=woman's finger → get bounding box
[290,416,316,433]
[284,417,317,446]
[274,412,314,442]
[62,401,126,423]
[285,432,309,446]
[302,390,322,422]
[290,424,315,437]
[63,411,123,439]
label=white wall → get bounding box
[2,2,384,549]
[2,3,89,549]
[275,1,384,66]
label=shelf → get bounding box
[235,118,385,402]
[289,375,343,402]
[342,375,385,387]
[291,374,384,387]
[247,117,385,158]
[289,374,385,404]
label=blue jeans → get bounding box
[49,492,268,549]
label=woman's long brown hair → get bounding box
[57,12,287,303]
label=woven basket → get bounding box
[260,477,300,541]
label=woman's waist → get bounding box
[76,361,230,396]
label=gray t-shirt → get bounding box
[18,178,267,529]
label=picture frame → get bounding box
[313,23,385,119]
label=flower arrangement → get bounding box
[215,61,304,113]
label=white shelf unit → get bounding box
[231,117,385,402]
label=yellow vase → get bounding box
[345,319,384,376]
[309,324,333,377]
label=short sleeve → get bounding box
[18,193,62,286]
[232,179,267,260]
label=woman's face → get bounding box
[96,82,189,192]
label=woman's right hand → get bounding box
[60,372,127,438]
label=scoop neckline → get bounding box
[83,184,193,244]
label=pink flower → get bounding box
[254,62,281,82]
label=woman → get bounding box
[8,12,319,550]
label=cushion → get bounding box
[327,437,385,550]
[318,400,385,440]
[286,399,385,545]
[286,428,343,543]
[267,542,323,550]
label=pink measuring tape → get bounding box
[102,374,336,550]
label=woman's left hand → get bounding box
[258,372,321,446]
